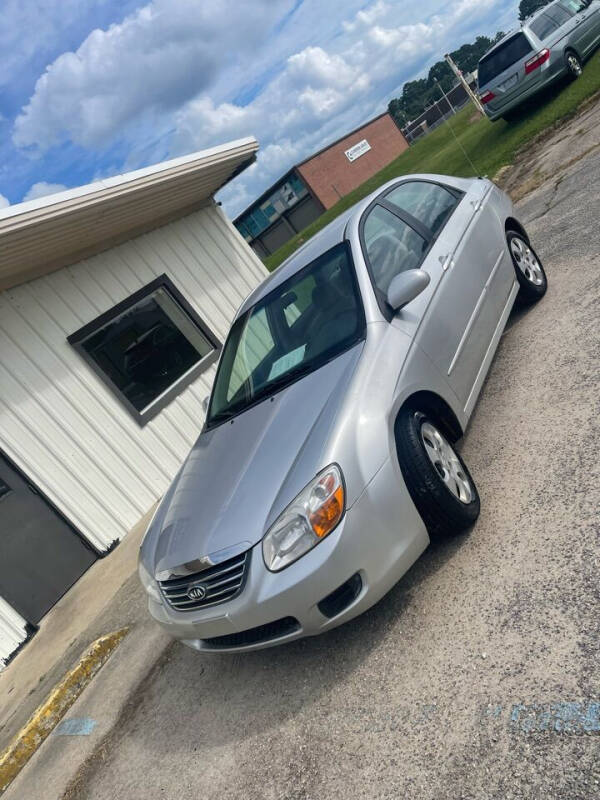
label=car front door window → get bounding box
[363,205,427,298]
[384,182,460,236]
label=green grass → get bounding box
[264,51,600,271]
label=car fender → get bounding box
[322,320,466,510]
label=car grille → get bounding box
[158,551,249,612]
[201,617,301,649]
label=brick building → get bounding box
[235,112,409,258]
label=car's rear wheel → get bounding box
[395,409,480,539]
[566,50,583,79]
[507,231,547,304]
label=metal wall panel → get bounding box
[0,203,268,554]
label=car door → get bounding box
[565,0,600,53]
[361,180,508,408]
[585,0,600,51]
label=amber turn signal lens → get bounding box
[309,485,344,538]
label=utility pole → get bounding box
[444,53,485,116]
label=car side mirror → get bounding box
[202,396,210,414]
[386,269,430,312]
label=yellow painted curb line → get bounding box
[0,627,129,795]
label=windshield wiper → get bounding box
[252,362,316,403]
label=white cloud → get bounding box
[0,0,91,88]
[0,194,10,209]
[23,181,68,202]
[175,0,511,215]
[343,0,389,31]
[11,0,516,216]
[13,0,289,152]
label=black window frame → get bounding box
[68,274,221,426]
[359,179,464,321]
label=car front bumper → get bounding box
[146,456,429,652]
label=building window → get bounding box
[68,275,220,425]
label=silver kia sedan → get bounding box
[478,0,600,121]
[138,175,547,652]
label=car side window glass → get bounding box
[530,12,560,39]
[560,0,586,13]
[551,4,575,24]
[363,205,427,295]
[384,182,458,236]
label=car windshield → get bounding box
[206,243,365,427]
[478,33,533,86]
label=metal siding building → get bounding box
[235,112,409,258]
[0,138,266,667]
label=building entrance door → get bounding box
[0,453,96,625]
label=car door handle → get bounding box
[439,253,453,271]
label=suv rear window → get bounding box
[478,33,533,86]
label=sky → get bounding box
[0,0,519,217]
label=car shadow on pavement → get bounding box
[502,300,530,334]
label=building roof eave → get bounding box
[0,137,259,291]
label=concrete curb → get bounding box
[0,628,128,795]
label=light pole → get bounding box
[444,53,485,116]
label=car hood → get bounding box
[142,344,364,577]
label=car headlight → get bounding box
[138,557,162,602]
[262,465,345,572]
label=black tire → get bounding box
[395,409,480,539]
[565,50,583,80]
[506,230,547,305]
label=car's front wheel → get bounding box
[395,409,480,539]
[507,231,547,305]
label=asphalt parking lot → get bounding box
[6,120,600,800]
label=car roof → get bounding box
[480,0,561,61]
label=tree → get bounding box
[388,97,408,128]
[401,77,429,119]
[427,60,454,93]
[387,29,507,126]
[519,0,551,21]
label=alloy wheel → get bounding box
[510,237,545,286]
[420,422,473,504]
[567,54,583,77]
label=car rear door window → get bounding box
[530,11,560,39]
[363,205,427,295]
[384,182,459,237]
[560,0,587,12]
[552,3,575,24]
[478,33,533,85]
